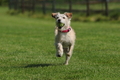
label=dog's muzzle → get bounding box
[57,19,61,22]
[56,22,65,29]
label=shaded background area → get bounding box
[7,0,120,15]
[0,0,120,21]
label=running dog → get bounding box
[52,12,76,65]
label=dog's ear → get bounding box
[64,12,72,18]
[52,13,57,18]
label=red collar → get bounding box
[60,27,71,33]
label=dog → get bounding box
[52,12,76,65]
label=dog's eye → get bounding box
[63,17,65,19]
[56,17,59,19]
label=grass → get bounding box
[0,7,120,80]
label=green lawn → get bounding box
[0,7,120,80]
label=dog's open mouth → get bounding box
[57,22,65,29]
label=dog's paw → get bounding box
[56,54,62,57]
[56,53,63,57]
[64,62,69,65]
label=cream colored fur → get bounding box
[52,12,76,65]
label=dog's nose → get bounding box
[58,19,61,22]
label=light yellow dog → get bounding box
[52,12,76,65]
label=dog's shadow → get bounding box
[24,63,60,68]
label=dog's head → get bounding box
[52,12,72,29]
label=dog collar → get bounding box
[60,27,71,33]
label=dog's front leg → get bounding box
[65,45,74,65]
[56,43,63,57]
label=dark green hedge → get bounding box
[0,0,8,6]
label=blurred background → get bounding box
[0,0,120,22]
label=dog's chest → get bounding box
[60,33,70,41]
[59,33,72,47]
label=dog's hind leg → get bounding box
[64,45,74,65]
[64,54,71,65]
[67,45,74,56]
[63,47,69,53]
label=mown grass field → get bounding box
[0,7,120,80]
